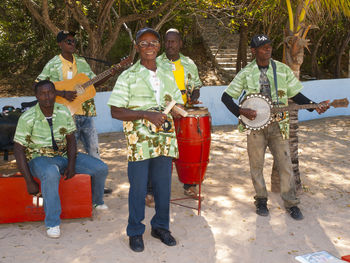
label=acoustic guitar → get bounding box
[239,93,349,130]
[55,57,132,115]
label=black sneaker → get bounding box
[129,235,144,252]
[254,198,269,216]
[151,228,176,246]
[287,206,304,220]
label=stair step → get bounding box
[209,48,238,52]
[197,16,252,79]
[221,68,236,72]
[214,54,238,58]
[215,58,236,62]
[216,62,236,66]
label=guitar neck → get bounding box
[82,67,114,89]
[272,103,325,113]
[271,98,349,113]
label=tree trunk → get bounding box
[335,30,350,78]
[271,34,305,192]
[288,100,302,191]
[311,33,325,79]
[349,49,350,78]
[236,24,248,73]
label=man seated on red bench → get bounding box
[13,80,108,238]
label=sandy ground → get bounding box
[0,116,349,263]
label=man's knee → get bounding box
[38,166,61,186]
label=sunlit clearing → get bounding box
[231,186,250,200]
[211,196,234,208]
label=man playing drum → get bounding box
[152,28,203,203]
[221,34,329,220]
[108,28,183,252]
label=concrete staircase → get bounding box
[196,16,251,82]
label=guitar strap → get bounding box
[271,59,279,106]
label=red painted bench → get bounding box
[0,173,92,224]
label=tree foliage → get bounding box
[0,0,350,96]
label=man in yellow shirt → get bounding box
[149,28,202,204]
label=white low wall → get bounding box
[1,78,349,134]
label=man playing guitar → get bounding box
[36,30,116,198]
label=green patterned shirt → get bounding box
[157,52,202,90]
[225,59,303,139]
[14,103,76,161]
[108,60,183,162]
[36,54,97,117]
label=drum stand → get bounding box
[170,175,203,216]
[170,146,204,216]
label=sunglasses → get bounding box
[64,39,76,45]
[138,40,160,48]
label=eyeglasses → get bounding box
[137,40,160,48]
[64,39,76,45]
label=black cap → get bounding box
[135,28,160,42]
[56,30,76,43]
[250,34,271,48]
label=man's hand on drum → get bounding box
[239,108,257,120]
[188,89,200,105]
[145,111,167,128]
[316,100,330,114]
[171,104,185,119]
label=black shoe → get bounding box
[287,206,304,220]
[151,228,176,246]
[254,198,269,216]
[104,187,112,194]
[129,235,144,252]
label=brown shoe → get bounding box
[184,186,204,201]
[145,194,155,208]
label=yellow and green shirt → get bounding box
[157,53,202,105]
[14,103,76,161]
[107,60,183,162]
[36,54,97,117]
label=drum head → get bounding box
[185,107,209,117]
[240,95,271,129]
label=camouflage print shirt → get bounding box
[107,60,184,162]
[36,54,97,117]
[14,103,76,161]
[224,59,303,139]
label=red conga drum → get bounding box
[174,107,211,184]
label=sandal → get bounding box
[184,186,204,201]
[145,194,155,208]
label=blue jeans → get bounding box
[127,156,172,237]
[28,153,108,227]
[74,115,100,159]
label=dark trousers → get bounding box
[127,156,172,237]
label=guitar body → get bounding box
[54,73,96,115]
[239,94,273,130]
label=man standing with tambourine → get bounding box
[222,34,329,220]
